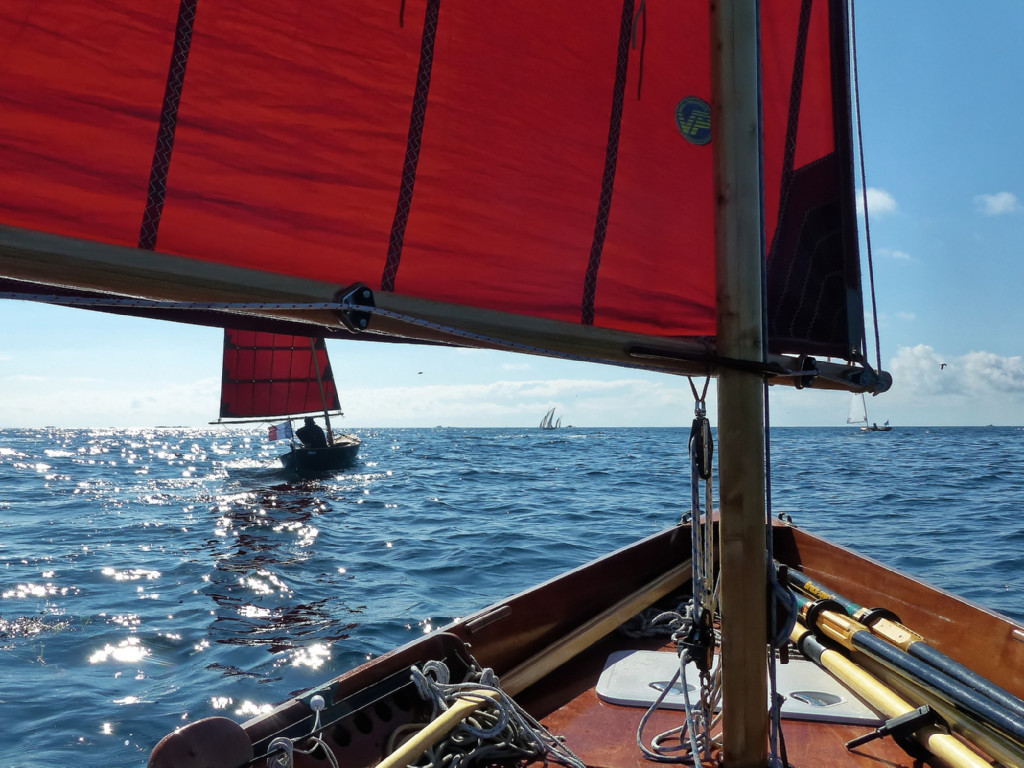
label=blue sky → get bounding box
[3,2,1024,429]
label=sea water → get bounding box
[0,426,1021,767]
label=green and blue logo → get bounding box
[676,97,712,145]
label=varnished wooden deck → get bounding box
[151,523,1023,768]
[517,632,936,768]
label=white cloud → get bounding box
[887,250,912,261]
[975,192,1019,216]
[342,377,689,428]
[889,344,1024,397]
[0,375,219,428]
[857,188,898,217]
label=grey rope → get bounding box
[408,661,586,768]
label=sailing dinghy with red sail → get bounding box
[3,1,1024,766]
[218,329,360,474]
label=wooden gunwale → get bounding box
[150,521,1024,768]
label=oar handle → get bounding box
[377,690,500,768]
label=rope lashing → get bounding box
[635,378,723,764]
[262,694,339,768]
[404,660,587,768]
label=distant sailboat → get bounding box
[848,393,892,432]
[218,330,361,473]
[539,407,561,430]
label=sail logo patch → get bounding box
[676,97,711,145]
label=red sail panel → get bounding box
[761,1,863,358]
[219,331,340,420]
[0,0,862,359]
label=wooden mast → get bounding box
[711,1,769,766]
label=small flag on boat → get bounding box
[268,421,292,441]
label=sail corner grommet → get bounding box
[336,284,375,332]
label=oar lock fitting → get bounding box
[802,598,845,629]
[845,705,943,760]
[855,606,902,626]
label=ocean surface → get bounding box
[1,425,1022,767]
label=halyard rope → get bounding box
[407,660,586,768]
[633,379,723,764]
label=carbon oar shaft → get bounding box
[794,594,1024,745]
[791,625,992,768]
[786,566,1024,722]
[854,650,1024,768]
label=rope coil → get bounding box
[403,660,587,768]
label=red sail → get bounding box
[0,0,863,362]
[219,331,340,420]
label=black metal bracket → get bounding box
[680,607,715,674]
[845,705,940,758]
[803,597,845,629]
[336,284,375,332]
[858,606,903,627]
[792,355,817,389]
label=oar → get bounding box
[854,647,1024,768]
[791,625,992,768]
[376,689,501,768]
[794,593,1024,746]
[786,566,1024,721]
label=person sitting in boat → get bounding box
[296,417,328,448]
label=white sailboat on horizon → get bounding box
[848,393,892,432]
[539,407,562,430]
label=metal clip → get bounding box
[845,705,938,754]
[336,284,375,332]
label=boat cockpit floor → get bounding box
[520,632,943,768]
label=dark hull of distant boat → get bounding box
[861,426,893,432]
[280,439,360,475]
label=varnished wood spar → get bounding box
[376,690,501,768]
[792,626,991,768]
[0,224,880,390]
[711,0,769,765]
[500,560,692,696]
[0,225,346,328]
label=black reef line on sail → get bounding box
[138,0,198,253]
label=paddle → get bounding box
[786,566,1024,722]
[793,593,1024,746]
[790,625,992,768]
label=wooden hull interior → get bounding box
[149,522,1024,768]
